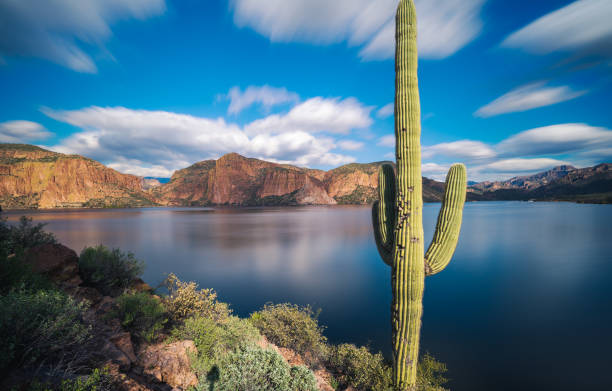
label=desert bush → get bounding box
[0,216,56,255]
[417,352,449,391]
[0,252,53,295]
[171,315,260,375]
[327,344,449,391]
[79,245,143,296]
[163,273,230,322]
[288,365,319,391]
[249,303,327,363]
[109,292,167,342]
[27,368,115,391]
[326,343,392,391]
[213,344,317,391]
[0,289,91,374]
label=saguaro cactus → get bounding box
[371,0,467,389]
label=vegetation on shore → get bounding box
[1,217,449,390]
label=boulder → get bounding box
[111,332,137,363]
[24,243,82,287]
[137,341,198,390]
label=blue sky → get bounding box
[0,0,611,181]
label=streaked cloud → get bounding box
[337,140,365,151]
[501,0,612,57]
[245,97,373,135]
[376,103,394,119]
[477,158,571,173]
[225,85,300,114]
[0,120,53,143]
[388,123,612,181]
[497,123,612,157]
[475,82,587,118]
[230,0,486,61]
[0,0,166,73]
[422,140,496,159]
[377,135,395,147]
[43,105,356,177]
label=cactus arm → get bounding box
[424,164,467,276]
[372,164,397,266]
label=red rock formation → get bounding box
[0,144,156,209]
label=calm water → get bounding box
[4,202,612,391]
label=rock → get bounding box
[314,369,336,391]
[24,243,82,287]
[111,332,137,363]
[102,340,133,371]
[137,341,198,390]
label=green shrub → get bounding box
[417,353,449,391]
[26,368,116,391]
[326,343,392,391]
[288,365,319,391]
[163,273,230,323]
[79,245,144,296]
[327,344,449,391]
[213,345,316,391]
[0,253,52,295]
[109,292,167,342]
[249,303,327,363]
[0,289,91,374]
[171,315,260,375]
[0,216,56,255]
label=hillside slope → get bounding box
[0,144,156,209]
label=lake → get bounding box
[4,202,612,391]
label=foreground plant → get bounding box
[371,0,467,389]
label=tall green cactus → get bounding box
[371,0,467,389]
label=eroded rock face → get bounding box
[0,144,156,209]
[24,243,82,287]
[154,153,338,206]
[137,340,198,390]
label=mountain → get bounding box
[468,164,612,203]
[0,144,156,209]
[150,155,447,207]
[150,153,336,206]
[1,143,609,209]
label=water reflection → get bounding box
[4,202,612,391]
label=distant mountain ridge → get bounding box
[0,143,610,209]
[468,164,612,203]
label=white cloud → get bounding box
[0,120,53,143]
[0,0,166,72]
[477,158,571,173]
[338,140,365,151]
[43,105,356,177]
[376,103,394,119]
[422,162,450,175]
[245,97,373,135]
[501,0,612,57]
[497,123,612,157]
[377,135,395,147]
[225,85,300,114]
[422,140,496,159]
[475,82,587,118]
[230,0,486,61]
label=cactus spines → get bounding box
[371,0,467,389]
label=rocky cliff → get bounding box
[151,154,447,207]
[0,144,156,209]
[151,153,336,206]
